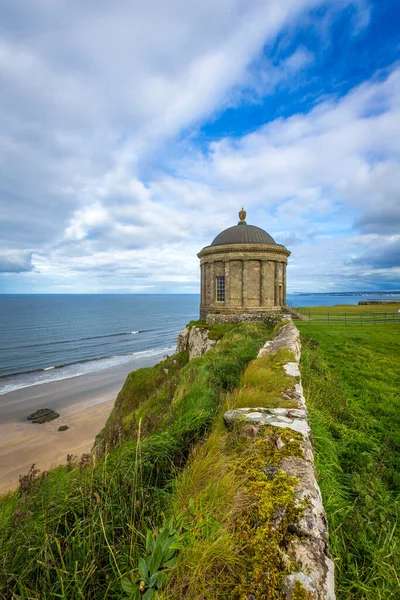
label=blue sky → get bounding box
[0,0,399,293]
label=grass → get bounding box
[296,302,400,325]
[227,348,298,410]
[164,353,306,599]
[0,321,270,599]
[297,320,400,599]
[159,322,308,599]
[186,319,239,340]
[4,312,398,598]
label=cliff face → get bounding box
[176,325,218,360]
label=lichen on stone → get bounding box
[231,426,307,599]
[291,579,316,600]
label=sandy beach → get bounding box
[0,353,162,494]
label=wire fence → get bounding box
[286,301,400,326]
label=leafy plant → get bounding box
[121,523,181,599]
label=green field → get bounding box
[297,317,400,599]
[296,302,400,325]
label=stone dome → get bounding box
[210,209,276,246]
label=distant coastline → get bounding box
[292,291,400,297]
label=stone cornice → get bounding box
[198,243,290,259]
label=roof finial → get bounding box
[238,207,247,223]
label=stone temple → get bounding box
[198,209,290,322]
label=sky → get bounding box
[0,0,399,294]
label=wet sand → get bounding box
[0,353,163,494]
[0,397,115,494]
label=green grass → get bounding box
[297,321,400,599]
[164,348,305,599]
[5,313,398,598]
[296,302,400,325]
[226,348,298,410]
[0,322,270,599]
[186,320,239,340]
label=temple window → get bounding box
[216,276,225,302]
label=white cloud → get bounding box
[2,0,398,293]
[1,0,331,259]
[22,64,400,292]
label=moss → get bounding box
[232,427,306,600]
[228,387,298,410]
[271,319,291,337]
[292,579,315,599]
[226,348,299,411]
[186,319,238,340]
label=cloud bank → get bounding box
[0,0,398,293]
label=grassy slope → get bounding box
[164,338,303,600]
[0,322,270,599]
[297,320,400,599]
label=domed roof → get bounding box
[211,209,276,246]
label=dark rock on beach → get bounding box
[58,425,69,431]
[27,408,60,424]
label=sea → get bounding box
[0,292,399,396]
[0,295,198,396]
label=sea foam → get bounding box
[0,346,174,396]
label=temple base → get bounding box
[201,306,286,324]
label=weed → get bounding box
[18,464,40,495]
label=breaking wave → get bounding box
[0,346,175,396]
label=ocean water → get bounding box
[0,295,199,395]
[287,292,400,308]
[1,292,399,397]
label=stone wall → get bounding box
[206,310,282,324]
[175,318,336,596]
[223,320,336,599]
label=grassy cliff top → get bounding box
[297,320,400,599]
[0,321,272,599]
[1,315,399,598]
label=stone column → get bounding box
[224,260,230,306]
[200,264,204,305]
[205,262,211,306]
[274,262,278,306]
[242,260,247,308]
[210,261,215,306]
[261,261,275,306]
[283,263,287,305]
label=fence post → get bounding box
[361,313,363,326]
[374,313,376,325]
[385,312,387,325]
[328,312,330,325]
[345,312,347,326]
